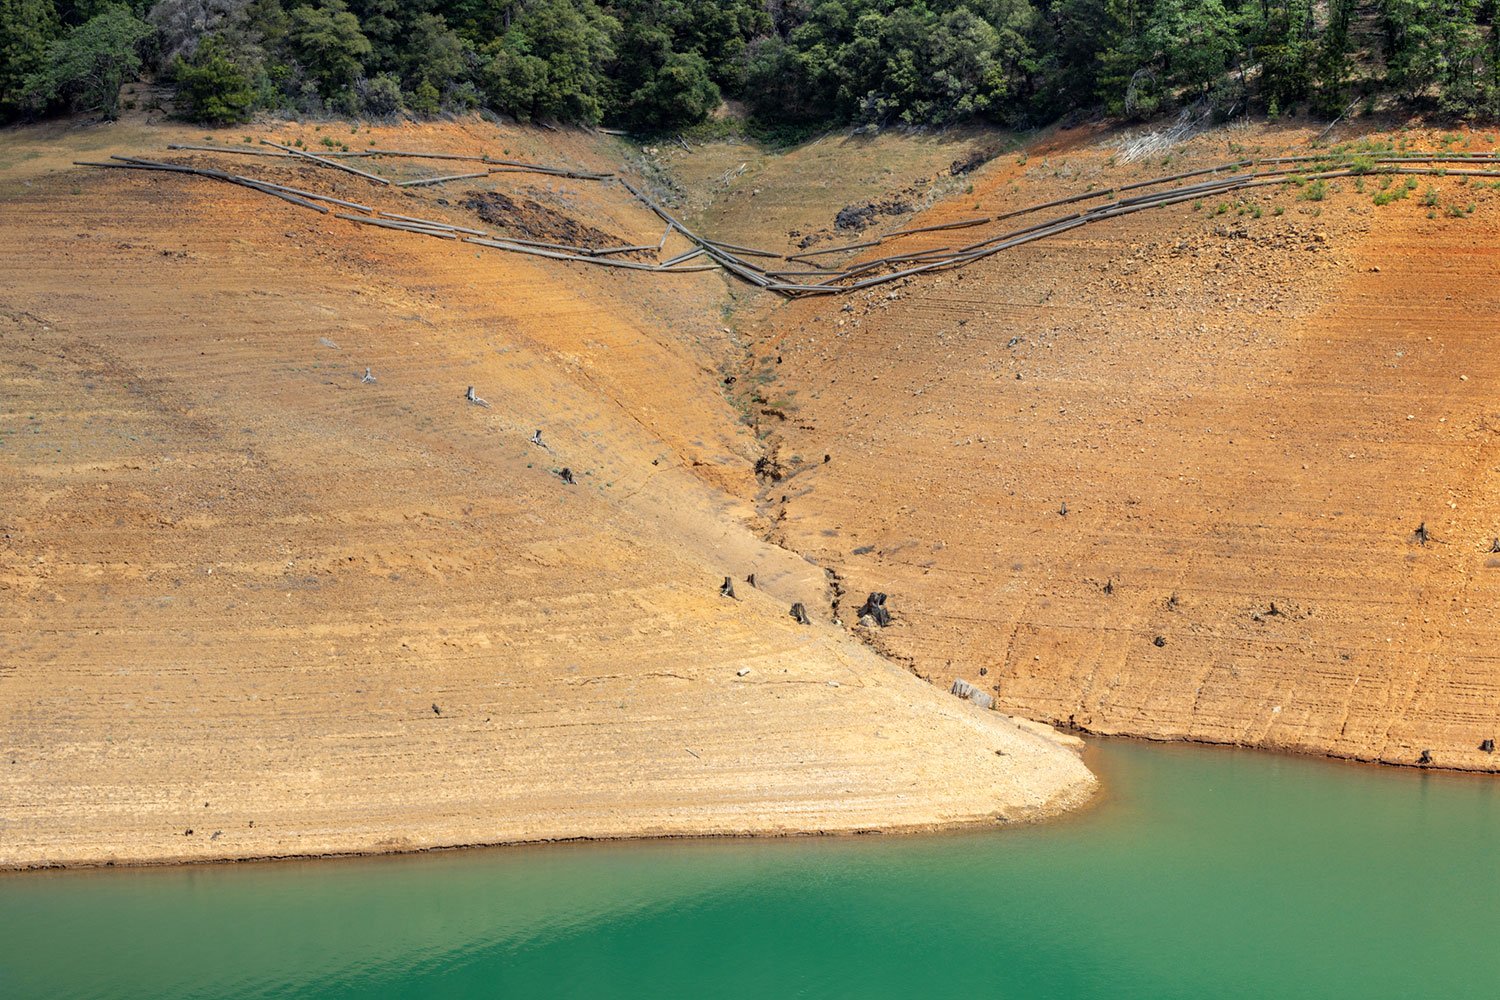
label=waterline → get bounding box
[3,740,1497,998]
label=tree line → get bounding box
[5,0,1500,129]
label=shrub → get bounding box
[0,0,60,117]
[22,5,152,118]
[409,78,439,115]
[173,36,256,124]
[358,73,402,116]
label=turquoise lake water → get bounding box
[3,740,1497,999]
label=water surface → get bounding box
[3,741,1497,998]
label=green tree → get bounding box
[0,0,61,118]
[741,33,823,121]
[1433,0,1484,112]
[287,0,370,95]
[22,4,152,117]
[1313,0,1355,113]
[1252,0,1316,109]
[1143,0,1241,98]
[172,32,257,121]
[401,12,470,97]
[1376,0,1485,104]
[624,49,718,127]
[478,0,616,122]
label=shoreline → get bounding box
[0,770,1097,874]
[12,727,1497,876]
[1067,727,1500,777]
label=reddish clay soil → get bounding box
[0,120,1092,868]
[750,122,1500,771]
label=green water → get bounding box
[3,741,1497,999]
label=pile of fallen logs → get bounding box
[75,153,714,275]
[76,143,1500,298]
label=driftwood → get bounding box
[76,159,330,214]
[885,216,990,237]
[262,139,391,185]
[395,171,494,188]
[114,156,375,211]
[465,236,718,272]
[660,248,707,267]
[376,211,487,236]
[84,145,1500,299]
[786,240,880,261]
[336,213,458,239]
[362,148,490,162]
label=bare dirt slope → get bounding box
[0,120,1093,868]
[750,121,1500,771]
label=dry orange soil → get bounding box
[0,118,1092,868]
[748,121,1500,772]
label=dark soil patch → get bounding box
[462,191,632,251]
[834,194,914,232]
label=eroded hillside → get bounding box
[745,120,1500,771]
[0,119,1093,868]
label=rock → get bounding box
[1480,739,1494,753]
[857,592,891,627]
[858,614,878,628]
[1418,749,1433,765]
[949,679,996,711]
[736,668,750,677]
[836,204,876,231]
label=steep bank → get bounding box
[0,119,1093,868]
[746,120,1500,771]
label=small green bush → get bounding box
[173,38,257,125]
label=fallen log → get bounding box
[481,157,613,180]
[375,211,487,236]
[660,247,706,267]
[699,237,783,258]
[395,171,493,187]
[112,156,375,211]
[464,236,718,272]
[262,139,391,185]
[362,149,491,162]
[785,240,881,261]
[336,213,459,238]
[885,216,990,237]
[76,160,331,214]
